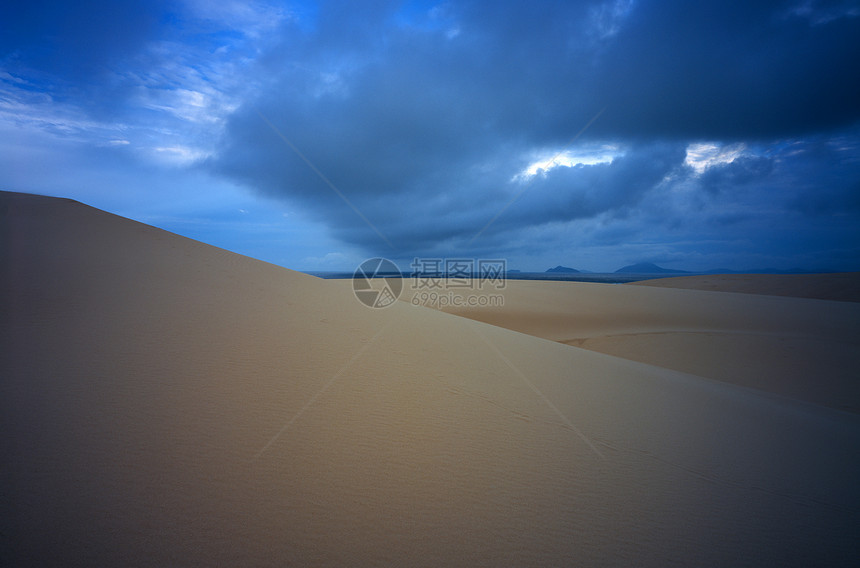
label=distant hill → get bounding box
[615,262,690,274]
[546,265,580,273]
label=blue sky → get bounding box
[2,0,859,273]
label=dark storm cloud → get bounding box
[588,0,860,140]
[496,143,687,229]
[699,156,776,193]
[213,0,859,260]
[211,1,597,253]
[11,0,847,269]
[781,136,860,215]
[698,135,860,219]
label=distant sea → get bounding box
[306,271,681,284]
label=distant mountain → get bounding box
[615,262,690,274]
[546,265,580,273]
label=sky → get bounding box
[2,0,860,273]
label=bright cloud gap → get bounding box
[684,142,748,174]
[518,144,624,180]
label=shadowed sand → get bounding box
[630,272,860,302]
[2,191,859,566]
[423,278,860,414]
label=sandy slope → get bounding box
[2,191,859,567]
[423,279,860,413]
[630,272,860,302]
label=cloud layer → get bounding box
[2,0,859,271]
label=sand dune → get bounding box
[2,191,859,566]
[630,272,860,302]
[422,280,860,413]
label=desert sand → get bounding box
[630,272,860,302]
[421,277,860,414]
[2,190,859,566]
